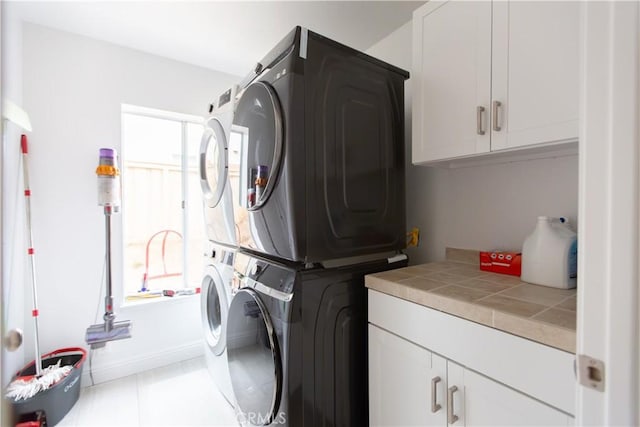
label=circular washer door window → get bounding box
[200,118,228,208]
[226,288,282,424]
[200,265,228,356]
[232,82,283,210]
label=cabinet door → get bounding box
[369,324,447,426]
[491,1,579,151]
[412,0,491,164]
[459,363,573,426]
[445,360,465,426]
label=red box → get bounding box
[479,251,522,276]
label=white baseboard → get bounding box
[80,341,205,387]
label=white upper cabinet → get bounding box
[491,1,579,151]
[412,1,579,165]
[412,1,492,162]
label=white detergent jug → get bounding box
[521,216,577,289]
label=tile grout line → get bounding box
[474,293,549,318]
[531,306,555,319]
[551,294,578,312]
[529,308,578,332]
[487,285,575,309]
[451,278,514,294]
[394,268,574,317]
[544,306,579,315]
[489,282,526,298]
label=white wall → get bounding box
[1,3,27,388]
[21,23,240,384]
[367,21,579,265]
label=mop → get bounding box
[85,148,132,348]
[5,135,73,401]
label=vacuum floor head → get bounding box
[85,320,132,349]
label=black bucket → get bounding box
[8,347,87,427]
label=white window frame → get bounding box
[120,104,204,298]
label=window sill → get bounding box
[120,292,200,309]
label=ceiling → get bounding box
[9,1,424,77]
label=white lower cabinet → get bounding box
[369,324,445,426]
[369,324,573,426]
[460,363,572,427]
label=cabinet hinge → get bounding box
[577,354,605,392]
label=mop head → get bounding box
[5,360,73,401]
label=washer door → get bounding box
[201,264,228,356]
[227,288,282,425]
[200,118,228,208]
[232,82,283,210]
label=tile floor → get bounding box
[58,357,238,427]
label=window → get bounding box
[121,105,205,297]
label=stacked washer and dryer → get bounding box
[201,26,409,426]
[199,85,239,407]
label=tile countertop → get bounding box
[365,248,577,353]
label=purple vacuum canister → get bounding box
[99,148,117,166]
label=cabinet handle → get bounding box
[431,376,442,413]
[476,106,486,135]
[492,100,502,132]
[447,385,459,424]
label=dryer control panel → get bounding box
[234,252,295,297]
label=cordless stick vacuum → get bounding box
[85,148,132,349]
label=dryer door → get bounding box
[227,288,282,425]
[201,264,228,356]
[200,117,228,208]
[201,117,236,246]
[232,82,283,210]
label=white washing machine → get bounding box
[201,243,235,405]
[200,85,239,248]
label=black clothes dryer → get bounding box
[226,250,408,426]
[229,27,410,264]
